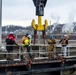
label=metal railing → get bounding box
[0,44,76,61]
[54,44,76,58]
[30,44,76,59]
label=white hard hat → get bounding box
[28,35,31,39]
[64,35,67,37]
[10,32,13,34]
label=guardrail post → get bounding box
[67,45,70,56]
[19,46,21,60]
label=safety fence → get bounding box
[0,44,76,61]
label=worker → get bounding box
[22,34,32,61]
[47,35,56,59]
[5,32,19,60]
[21,33,29,60]
[59,34,68,57]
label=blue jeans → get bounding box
[62,46,67,56]
[25,45,32,58]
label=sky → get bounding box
[2,0,76,27]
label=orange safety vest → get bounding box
[21,36,26,44]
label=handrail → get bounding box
[0,44,76,61]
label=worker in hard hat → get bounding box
[22,34,32,61]
[5,32,19,60]
[47,35,56,59]
[21,33,29,60]
[59,34,68,57]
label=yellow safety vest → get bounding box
[22,38,29,46]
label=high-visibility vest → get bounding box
[21,36,26,44]
[22,38,29,46]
